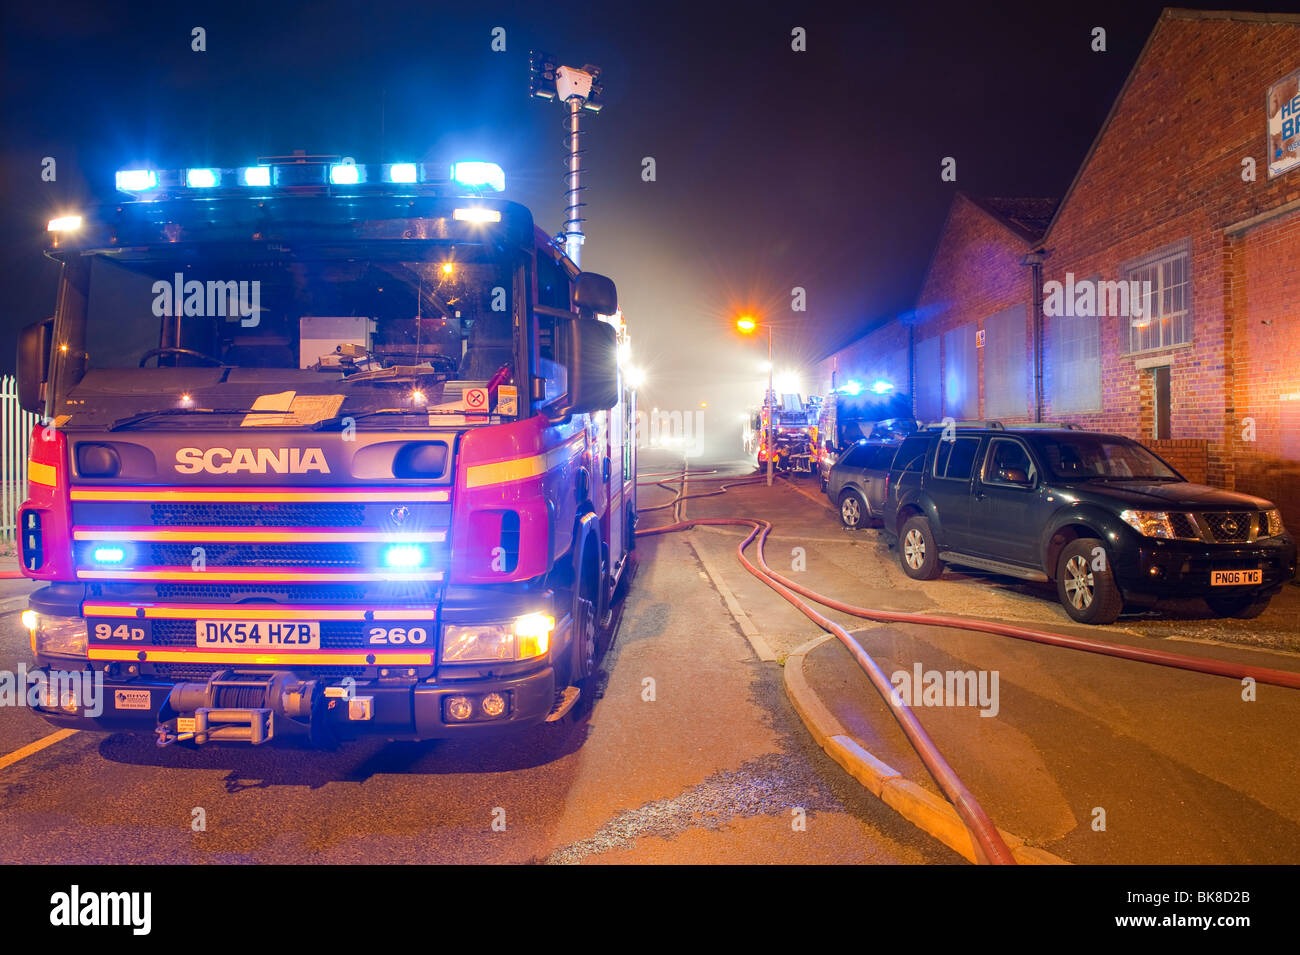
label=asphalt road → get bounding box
[675,458,1300,863]
[3,450,1296,864]
[0,456,954,864]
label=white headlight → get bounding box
[30,614,88,658]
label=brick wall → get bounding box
[1145,438,1209,485]
[1039,12,1300,522]
[912,194,1036,422]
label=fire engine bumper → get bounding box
[29,664,560,744]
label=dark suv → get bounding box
[882,424,1297,624]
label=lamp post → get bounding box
[737,316,775,487]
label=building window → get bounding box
[982,305,1028,419]
[1125,245,1191,353]
[942,323,977,419]
[1050,299,1101,414]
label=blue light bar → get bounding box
[115,169,158,192]
[840,380,863,396]
[870,379,894,394]
[186,168,219,188]
[241,166,271,187]
[330,163,360,185]
[450,161,505,192]
[92,546,126,564]
[388,163,418,184]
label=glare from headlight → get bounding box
[30,614,88,658]
[441,613,556,663]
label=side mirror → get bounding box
[17,320,52,414]
[549,315,618,419]
[573,272,618,317]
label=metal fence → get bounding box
[0,374,38,545]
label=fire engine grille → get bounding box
[151,620,369,648]
[149,663,367,682]
[1200,512,1254,543]
[148,542,364,567]
[150,502,366,527]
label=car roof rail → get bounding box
[1009,421,1082,430]
[920,419,1004,431]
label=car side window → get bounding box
[893,436,929,473]
[983,438,1038,487]
[840,444,870,468]
[870,446,898,470]
[933,436,981,480]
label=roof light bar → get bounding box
[115,169,158,193]
[450,161,505,192]
[186,168,219,188]
[387,163,419,183]
[241,166,271,187]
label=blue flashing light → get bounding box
[115,169,158,192]
[330,163,360,185]
[186,168,219,188]
[382,544,426,569]
[840,380,863,396]
[241,166,271,187]
[388,163,418,184]
[92,546,126,564]
[869,379,894,394]
[450,161,505,192]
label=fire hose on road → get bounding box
[635,467,1300,864]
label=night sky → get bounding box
[3,0,1291,435]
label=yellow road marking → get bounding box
[0,728,79,772]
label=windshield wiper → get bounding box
[310,407,475,431]
[110,407,264,431]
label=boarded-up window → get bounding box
[943,323,977,419]
[1050,307,1101,414]
[983,305,1028,419]
[915,335,941,421]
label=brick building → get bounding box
[819,8,1300,520]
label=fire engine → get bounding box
[746,392,821,474]
[16,156,637,745]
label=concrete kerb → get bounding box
[783,634,1069,866]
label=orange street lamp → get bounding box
[735,314,774,486]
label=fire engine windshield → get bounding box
[69,243,521,408]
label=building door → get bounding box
[1152,365,1171,440]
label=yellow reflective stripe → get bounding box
[82,603,438,621]
[465,437,583,489]
[87,648,434,666]
[28,461,57,486]
[77,568,443,582]
[70,487,450,503]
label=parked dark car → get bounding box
[826,439,900,529]
[881,424,1297,624]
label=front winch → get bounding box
[156,670,322,746]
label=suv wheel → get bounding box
[898,515,943,580]
[1205,593,1271,619]
[1055,538,1122,624]
[839,489,868,529]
